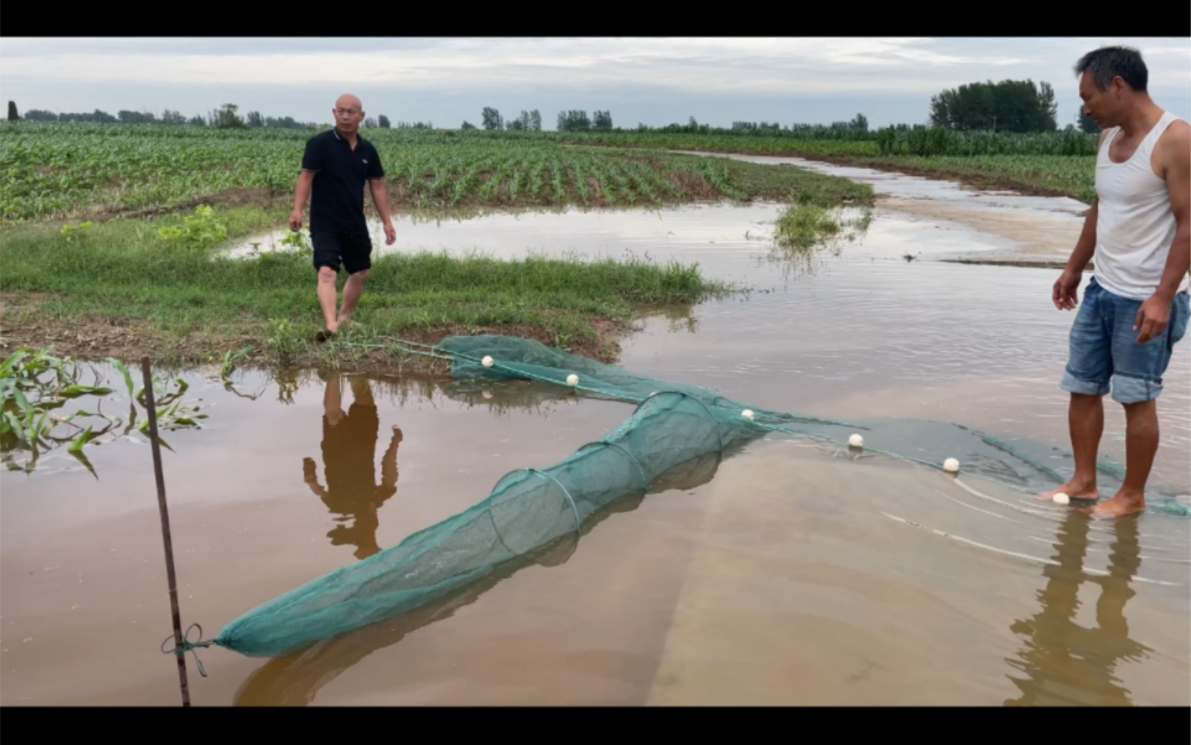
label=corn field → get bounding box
[1,122,1097,222]
[0,123,870,222]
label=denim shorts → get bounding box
[1061,278,1190,404]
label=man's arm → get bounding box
[368,179,394,225]
[1135,120,1191,343]
[380,426,401,491]
[1054,130,1109,310]
[1054,200,1099,310]
[290,171,315,231]
[291,138,322,231]
[366,148,395,245]
[303,457,329,499]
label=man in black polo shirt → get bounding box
[290,94,396,341]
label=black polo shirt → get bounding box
[301,128,385,234]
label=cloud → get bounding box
[1,37,1186,126]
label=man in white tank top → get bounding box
[1045,46,1190,518]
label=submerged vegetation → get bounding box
[0,347,204,475]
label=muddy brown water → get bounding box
[3,158,1188,705]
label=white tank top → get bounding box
[1093,111,1190,301]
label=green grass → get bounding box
[553,131,1097,203]
[774,204,843,252]
[772,203,872,255]
[0,207,732,369]
[847,154,1096,203]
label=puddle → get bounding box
[678,152,1088,264]
[226,198,1189,492]
[4,157,1189,705]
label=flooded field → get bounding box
[3,160,1188,705]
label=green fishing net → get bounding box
[186,335,1187,661]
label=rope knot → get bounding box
[161,623,216,677]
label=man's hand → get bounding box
[289,210,303,232]
[302,456,317,483]
[1135,294,1172,344]
[383,221,396,246]
[1053,269,1082,310]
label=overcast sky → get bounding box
[1,38,1187,129]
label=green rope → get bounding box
[980,434,1066,484]
[161,624,218,678]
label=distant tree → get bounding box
[929,79,1057,132]
[850,113,869,132]
[23,109,58,122]
[58,109,117,123]
[592,110,613,130]
[378,114,391,129]
[1077,109,1099,133]
[7,102,18,121]
[118,110,159,124]
[264,115,304,129]
[246,111,264,128]
[508,109,534,131]
[208,103,247,129]
[557,110,591,132]
[481,107,502,130]
[461,120,477,130]
[188,114,206,127]
[161,109,187,125]
[529,109,542,132]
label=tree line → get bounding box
[7,77,1100,135]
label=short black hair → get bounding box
[1075,46,1147,92]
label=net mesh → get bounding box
[209,334,1188,659]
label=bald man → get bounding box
[290,94,397,341]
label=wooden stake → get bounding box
[141,357,191,707]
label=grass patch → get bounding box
[773,203,872,254]
[0,207,731,372]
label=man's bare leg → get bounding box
[1088,400,1157,519]
[317,267,340,335]
[323,376,344,426]
[1040,392,1103,501]
[337,269,370,329]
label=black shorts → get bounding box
[312,232,372,274]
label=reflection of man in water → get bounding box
[303,375,401,560]
[1004,512,1149,706]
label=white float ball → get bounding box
[481,355,494,368]
[742,409,755,420]
[481,390,493,399]
[566,374,579,386]
[849,434,864,448]
[1052,492,1070,505]
[943,458,960,474]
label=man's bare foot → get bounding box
[1084,492,1145,519]
[1038,480,1099,502]
[315,320,339,343]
